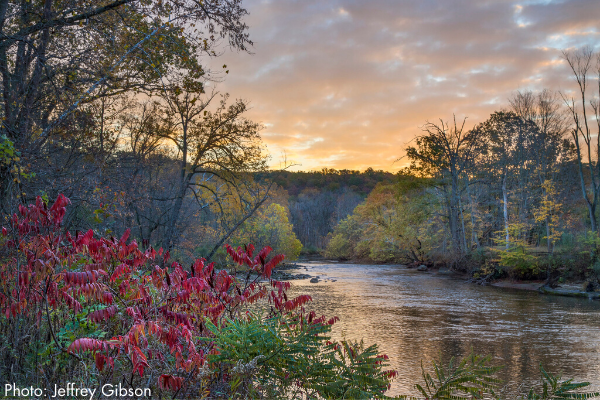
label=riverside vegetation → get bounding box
[0,194,396,398]
[1,194,599,399]
[0,0,599,397]
[324,53,600,291]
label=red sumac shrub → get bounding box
[0,194,323,397]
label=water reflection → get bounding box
[287,262,600,397]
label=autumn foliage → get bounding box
[0,194,395,398]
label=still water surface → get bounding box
[287,262,600,398]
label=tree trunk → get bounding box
[458,194,467,253]
[444,184,461,255]
[590,201,597,233]
[545,215,551,253]
[467,181,479,248]
[502,173,509,249]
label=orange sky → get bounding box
[210,0,600,172]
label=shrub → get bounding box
[324,233,353,260]
[0,194,395,399]
[205,314,396,399]
[414,353,599,400]
[415,353,502,400]
[498,249,542,280]
[231,203,302,262]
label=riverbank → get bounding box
[432,267,600,301]
[489,279,600,300]
[280,260,600,301]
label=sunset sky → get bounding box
[211,0,600,172]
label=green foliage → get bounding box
[0,134,16,163]
[523,364,599,400]
[411,354,599,400]
[0,134,34,183]
[325,233,353,260]
[314,340,396,399]
[232,203,302,261]
[204,314,396,399]
[325,181,441,264]
[414,353,502,400]
[578,232,600,257]
[204,314,329,398]
[493,224,543,279]
[300,244,322,256]
[497,249,541,279]
[324,215,364,259]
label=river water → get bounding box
[287,261,600,398]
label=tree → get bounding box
[510,90,571,251]
[406,117,482,256]
[474,111,538,249]
[325,178,440,265]
[561,47,600,232]
[0,0,252,209]
[233,203,302,261]
[156,90,267,250]
[533,180,562,254]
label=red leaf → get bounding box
[88,306,117,323]
[95,353,106,372]
[159,375,184,391]
[68,338,106,353]
[119,229,131,245]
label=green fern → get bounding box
[523,364,600,400]
[414,352,502,400]
[204,314,396,399]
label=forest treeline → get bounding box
[261,169,396,251]
[326,50,600,284]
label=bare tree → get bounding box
[561,47,600,232]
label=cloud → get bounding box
[209,0,600,171]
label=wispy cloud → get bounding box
[212,0,600,171]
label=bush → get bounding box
[205,314,395,399]
[498,249,542,280]
[324,233,353,260]
[230,203,303,262]
[0,195,395,399]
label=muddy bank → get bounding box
[481,278,600,300]
[404,265,600,301]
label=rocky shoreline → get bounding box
[271,262,313,280]
[233,262,313,282]
[233,262,343,283]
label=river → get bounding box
[286,261,600,398]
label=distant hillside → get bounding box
[263,168,396,197]
[258,168,397,250]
